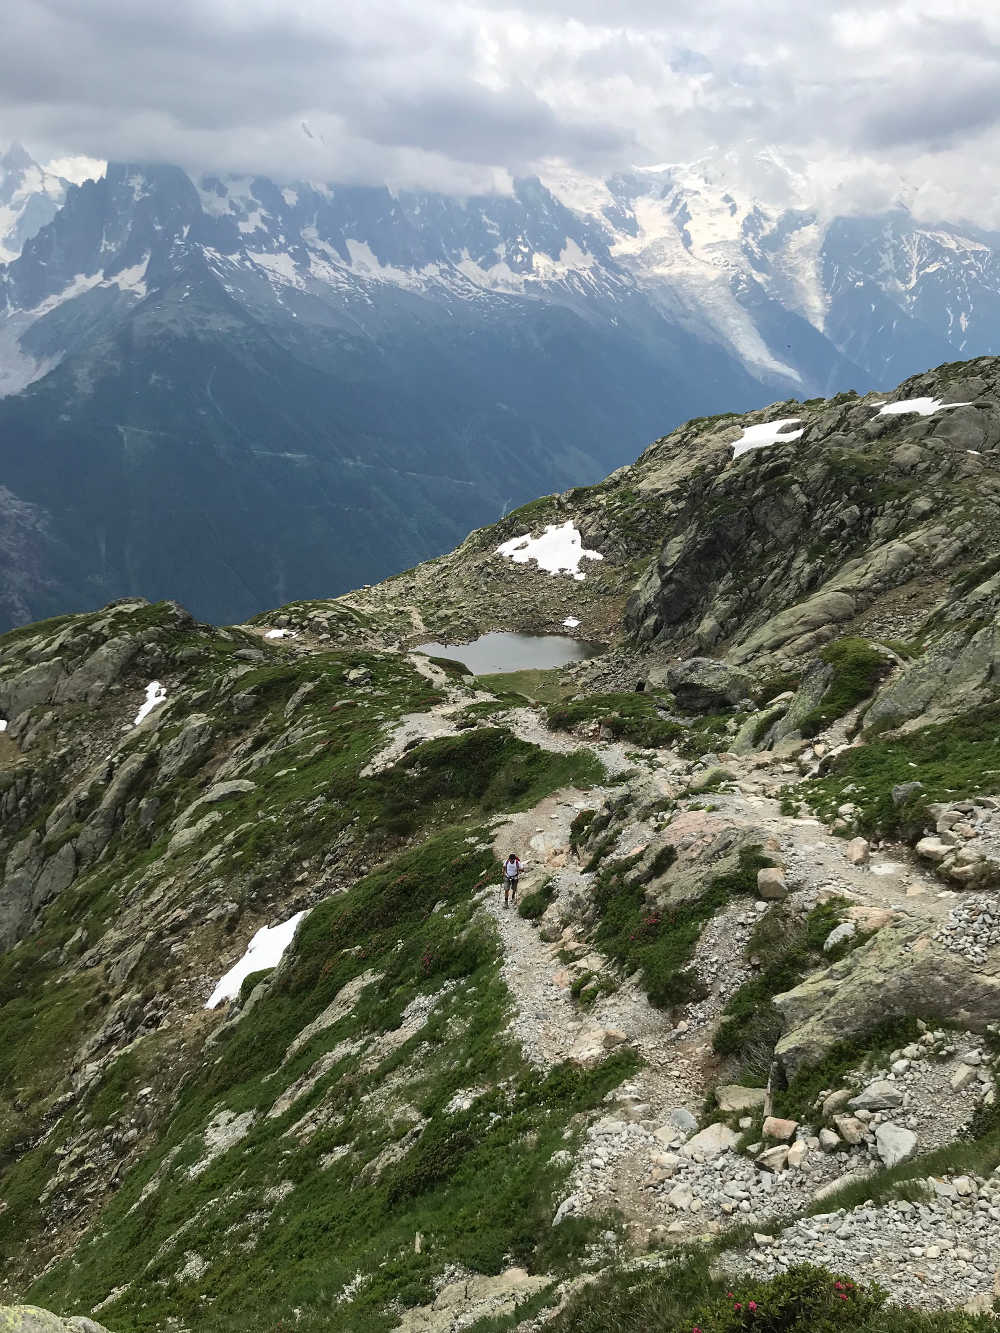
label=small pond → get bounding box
[414,631,605,675]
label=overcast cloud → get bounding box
[4,0,1000,222]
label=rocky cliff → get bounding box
[2,359,1000,1330]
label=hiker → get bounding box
[502,852,521,908]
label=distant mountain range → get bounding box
[1,143,1000,628]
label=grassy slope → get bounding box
[30,829,634,1332]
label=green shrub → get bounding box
[774,1015,924,1122]
[518,878,556,920]
[569,809,596,848]
[370,727,604,832]
[239,968,273,1001]
[549,1258,993,1332]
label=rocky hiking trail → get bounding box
[349,654,1000,1324]
[406,681,998,1322]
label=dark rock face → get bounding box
[623,361,1000,665]
[652,658,754,712]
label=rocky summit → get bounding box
[3,357,1000,1332]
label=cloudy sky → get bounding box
[5,0,1000,220]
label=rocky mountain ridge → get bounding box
[1,358,1000,1330]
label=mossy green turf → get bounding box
[800,638,890,737]
[549,1256,995,1332]
[29,828,637,1332]
[795,701,1000,836]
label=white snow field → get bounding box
[264,628,296,639]
[205,911,308,1009]
[134,681,167,726]
[732,417,804,459]
[496,521,604,581]
[875,397,972,416]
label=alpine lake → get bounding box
[414,630,605,675]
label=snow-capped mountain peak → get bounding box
[0,143,69,264]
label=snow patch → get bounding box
[563,616,581,628]
[876,397,973,417]
[497,521,604,581]
[206,911,307,1009]
[248,250,301,285]
[264,627,296,639]
[732,418,804,459]
[0,719,7,733]
[134,681,167,726]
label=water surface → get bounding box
[415,631,604,675]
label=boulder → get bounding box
[891,781,924,807]
[848,1080,903,1112]
[680,1123,739,1159]
[666,1107,698,1134]
[0,1310,111,1333]
[950,1063,978,1092]
[915,836,953,863]
[756,867,788,900]
[715,1085,767,1114]
[167,811,223,856]
[819,1128,841,1152]
[657,658,754,713]
[754,1145,789,1173]
[786,1140,809,1168]
[874,1122,917,1167]
[832,1115,867,1146]
[773,919,1000,1076]
[666,1182,694,1212]
[845,837,870,866]
[762,1116,797,1142]
[821,1088,852,1117]
[823,922,857,953]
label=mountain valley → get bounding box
[4,147,1000,631]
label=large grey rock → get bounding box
[756,867,788,900]
[167,811,223,856]
[52,635,143,705]
[158,715,214,783]
[680,1122,739,1159]
[0,1309,111,1333]
[0,660,67,720]
[715,1084,767,1113]
[774,918,1000,1076]
[892,781,924,807]
[653,658,753,712]
[875,1122,917,1167]
[200,780,255,805]
[823,921,857,953]
[848,1079,903,1111]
